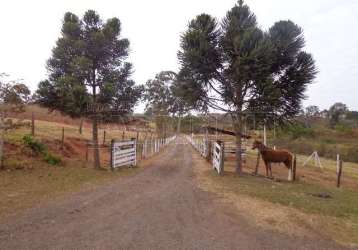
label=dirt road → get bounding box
[0,137,346,249]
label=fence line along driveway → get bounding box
[0,136,346,250]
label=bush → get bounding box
[335,124,353,135]
[22,134,46,154]
[284,124,315,139]
[344,147,358,163]
[43,152,61,165]
[22,135,61,165]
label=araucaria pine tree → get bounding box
[177,0,317,174]
[37,10,142,169]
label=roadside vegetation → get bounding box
[192,150,358,246]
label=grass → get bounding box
[0,111,157,218]
[190,144,358,246]
[209,171,358,219]
[203,170,358,246]
[0,157,141,218]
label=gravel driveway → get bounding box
[0,137,347,249]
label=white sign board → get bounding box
[111,140,136,169]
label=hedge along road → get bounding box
[0,137,346,250]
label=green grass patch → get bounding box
[209,172,358,219]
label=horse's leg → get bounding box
[264,161,269,177]
[269,163,273,179]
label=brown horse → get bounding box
[252,140,294,178]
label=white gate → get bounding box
[111,139,136,169]
[213,142,224,175]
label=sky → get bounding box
[0,0,357,112]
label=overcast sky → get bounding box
[0,0,357,112]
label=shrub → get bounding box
[43,152,61,165]
[22,135,61,165]
[284,124,315,139]
[344,147,358,163]
[22,134,46,154]
[335,124,353,135]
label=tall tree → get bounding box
[328,102,348,128]
[0,74,31,169]
[144,71,189,135]
[305,105,320,118]
[177,0,317,173]
[36,10,142,169]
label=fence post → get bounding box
[254,151,260,175]
[61,127,64,149]
[79,118,83,134]
[110,139,114,171]
[31,112,35,136]
[132,138,137,166]
[206,140,212,162]
[263,123,267,146]
[86,143,88,161]
[143,140,147,159]
[103,130,106,145]
[337,158,343,188]
[292,154,297,181]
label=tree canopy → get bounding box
[36,10,142,168]
[328,102,349,128]
[144,71,190,134]
[177,0,317,173]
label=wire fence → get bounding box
[4,113,176,168]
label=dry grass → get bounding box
[0,157,141,219]
[190,146,358,247]
[0,110,168,219]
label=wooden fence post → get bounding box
[292,154,297,181]
[337,159,343,188]
[79,118,83,134]
[254,151,260,175]
[31,112,35,136]
[61,127,64,149]
[206,140,212,162]
[110,140,114,171]
[86,143,89,161]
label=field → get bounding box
[2,106,358,247]
[191,133,358,246]
[0,106,164,218]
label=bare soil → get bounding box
[0,137,347,249]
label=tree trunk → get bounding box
[233,113,243,174]
[92,80,101,169]
[177,116,182,134]
[0,112,4,170]
[92,116,101,169]
[79,117,83,134]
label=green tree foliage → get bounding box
[36,11,142,168]
[305,105,320,118]
[328,102,348,128]
[144,71,189,135]
[0,74,31,169]
[0,74,30,113]
[177,0,317,173]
